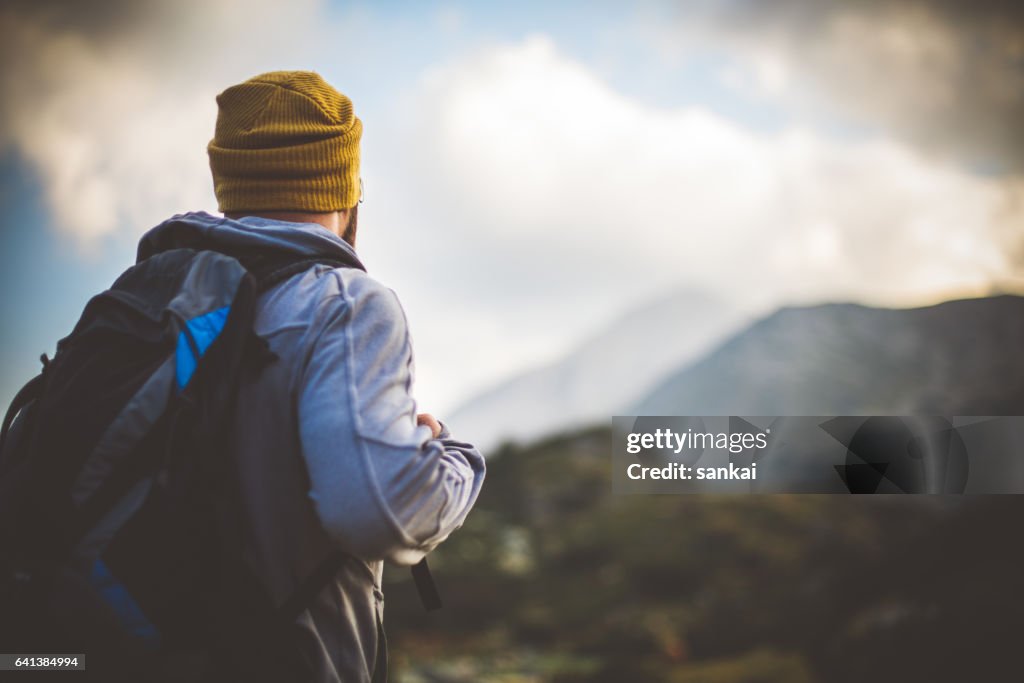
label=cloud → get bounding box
[0,0,338,249]
[662,0,1024,174]
[369,35,1024,408]
[393,35,1021,301]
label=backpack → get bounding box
[0,233,438,681]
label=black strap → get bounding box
[249,255,361,294]
[372,607,389,683]
[411,558,442,611]
[0,371,44,455]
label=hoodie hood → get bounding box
[136,210,365,272]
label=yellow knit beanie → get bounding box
[208,71,362,213]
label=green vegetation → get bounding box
[384,427,1022,682]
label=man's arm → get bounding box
[297,271,485,566]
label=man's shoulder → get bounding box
[256,263,406,346]
[302,266,414,383]
[318,266,409,331]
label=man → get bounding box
[145,71,486,681]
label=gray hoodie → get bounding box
[140,211,486,682]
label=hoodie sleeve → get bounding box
[296,271,486,566]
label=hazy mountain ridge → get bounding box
[634,294,1024,416]
[448,289,753,451]
[452,293,1024,453]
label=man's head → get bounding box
[208,71,362,246]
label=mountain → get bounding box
[634,294,1024,415]
[448,289,753,450]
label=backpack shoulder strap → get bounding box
[254,256,356,294]
[243,253,363,295]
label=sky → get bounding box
[1,0,1023,416]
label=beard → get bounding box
[341,204,358,247]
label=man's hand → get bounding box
[417,413,442,439]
